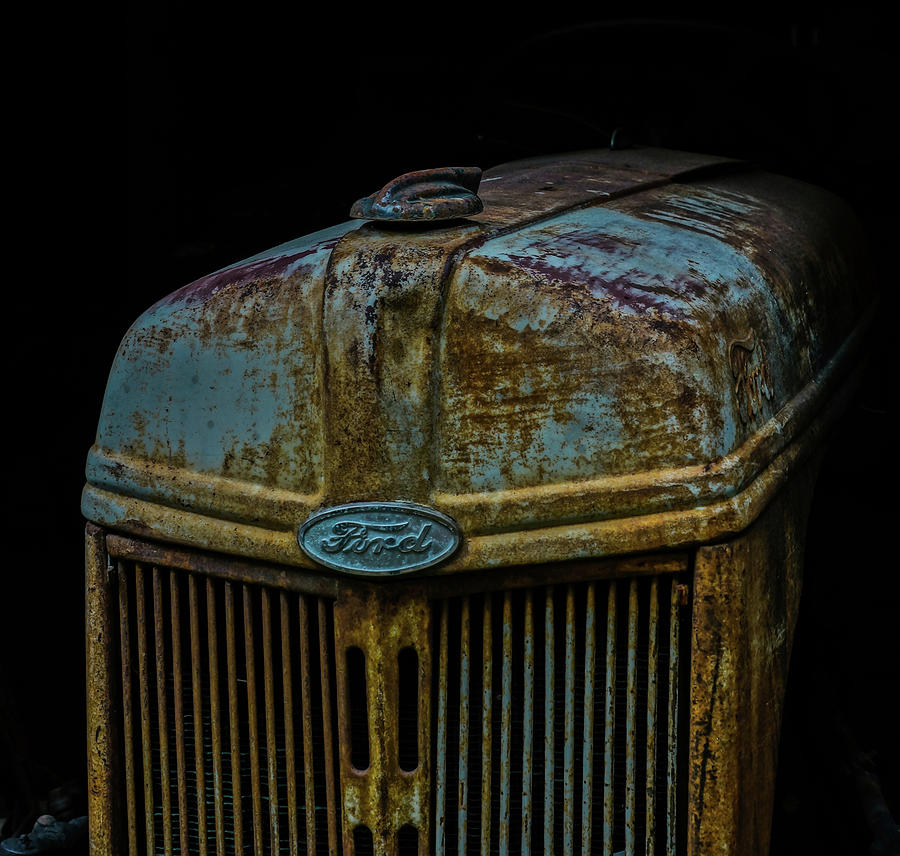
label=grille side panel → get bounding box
[86,524,120,856]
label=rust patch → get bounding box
[729,331,773,425]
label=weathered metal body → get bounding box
[84,147,873,855]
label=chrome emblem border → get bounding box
[297,501,461,576]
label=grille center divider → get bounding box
[333,585,433,855]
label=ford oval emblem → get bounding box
[298,502,461,576]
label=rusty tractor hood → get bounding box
[83,147,873,572]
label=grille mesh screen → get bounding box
[433,576,688,856]
[113,560,340,856]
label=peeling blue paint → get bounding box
[437,191,794,494]
[94,221,361,495]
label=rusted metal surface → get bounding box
[82,147,873,573]
[350,167,484,222]
[333,584,432,855]
[92,515,810,855]
[688,455,818,856]
[85,524,118,856]
[84,146,873,856]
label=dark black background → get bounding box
[3,6,896,852]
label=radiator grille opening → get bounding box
[346,646,371,773]
[397,647,420,772]
[113,560,341,855]
[433,575,689,856]
[398,824,419,855]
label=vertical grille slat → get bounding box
[667,581,682,855]
[298,594,318,855]
[480,593,493,856]
[581,582,596,856]
[435,573,688,856]
[499,591,513,854]
[135,564,156,854]
[457,595,471,853]
[117,562,139,856]
[206,578,225,855]
[543,587,555,856]
[261,589,281,854]
[317,599,340,854]
[281,593,299,856]
[521,591,534,856]
[152,567,174,856]
[436,599,449,856]
[563,585,576,855]
[243,585,264,856]
[187,575,208,856]
[169,571,191,856]
[224,581,244,854]
[603,580,617,856]
[112,559,340,856]
[625,578,639,856]
[645,579,659,856]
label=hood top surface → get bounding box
[84,147,872,569]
